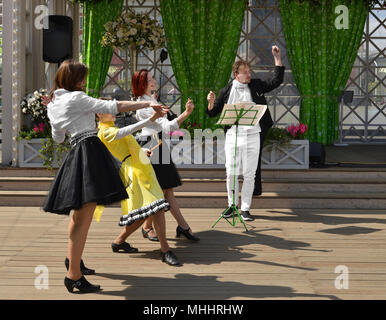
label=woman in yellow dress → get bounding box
[96,110,180,265]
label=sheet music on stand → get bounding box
[216,103,267,127]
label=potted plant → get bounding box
[18,89,70,169]
[262,123,309,169]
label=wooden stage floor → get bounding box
[1,206,386,300]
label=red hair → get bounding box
[132,69,149,98]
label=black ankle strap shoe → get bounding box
[65,257,95,275]
[64,276,101,294]
[142,227,159,242]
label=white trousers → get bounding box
[225,130,260,211]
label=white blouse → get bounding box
[135,94,179,137]
[47,89,118,143]
[114,118,153,140]
[226,79,261,135]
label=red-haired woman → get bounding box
[131,69,200,242]
[43,60,162,293]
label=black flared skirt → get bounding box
[138,134,182,190]
[43,136,128,215]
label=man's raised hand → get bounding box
[207,91,216,104]
[272,45,281,58]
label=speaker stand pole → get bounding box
[334,94,348,147]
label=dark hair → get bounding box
[132,69,149,98]
[49,59,88,99]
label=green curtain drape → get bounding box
[160,0,246,129]
[279,0,368,144]
[82,0,123,97]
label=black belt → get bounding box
[122,154,132,162]
[70,130,98,147]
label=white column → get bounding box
[2,0,25,166]
[71,2,80,62]
[26,0,45,93]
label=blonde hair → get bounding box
[232,60,250,76]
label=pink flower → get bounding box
[287,123,308,138]
[169,130,184,137]
[286,124,298,137]
[299,123,308,134]
[33,127,39,133]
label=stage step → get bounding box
[1,167,386,179]
[1,176,386,193]
[0,168,385,209]
[0,190,385,209]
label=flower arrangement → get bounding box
[20,89,50,125]
[101,9,165,50]
[286,123,308,140]
[264,127,292,150]
[19,89,71,170]
[264,123,308,151]
[17,123,50,141]
[180,120,201,139]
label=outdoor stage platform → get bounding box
[1,206,386,300]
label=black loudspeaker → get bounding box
[43,15,73,63]
[309,142,326,166]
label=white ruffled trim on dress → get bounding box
[118,198,170,226]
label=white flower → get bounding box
[117,30,125,38]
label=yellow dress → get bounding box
[96,121,169,226]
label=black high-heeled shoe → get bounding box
[176,226,200,242]
[65,257,95,275]
[64,276,101,294]
[142,227,159,242]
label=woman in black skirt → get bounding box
[133,69,200,242]
[43,60,161,293]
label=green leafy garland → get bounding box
[40,138,71,171]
